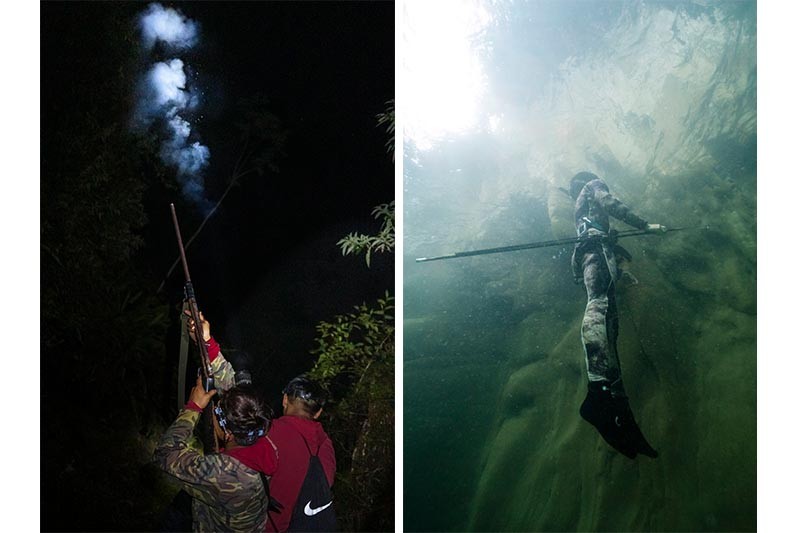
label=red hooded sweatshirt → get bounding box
[265,415,336,532]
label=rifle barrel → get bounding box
[170,203,219,453]
[170,204,213,386]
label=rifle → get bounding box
[415,226,704,263]
[170,203,219,453]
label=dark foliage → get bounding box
[41,4,181,531]
[310,295,395,532]
[307,102,396,532]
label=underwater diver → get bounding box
[568,171,666,459]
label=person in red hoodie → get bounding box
[266,375,336,532]
[185,310,336,532]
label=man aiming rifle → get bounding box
[182,311,337,533]
[154,204,280,532]
[154,369,280,532]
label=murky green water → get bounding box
[404,1,756,531]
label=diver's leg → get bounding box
[599,244,625,395]
[579,249,657,458]
[606,285,623,393]
[580,250,613,383]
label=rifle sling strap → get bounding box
[178,302,191,412]
[261,472,282,531]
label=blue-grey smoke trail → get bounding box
[139,2,198,51]
[135,3,211,212]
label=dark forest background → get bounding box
[41,2,394,531]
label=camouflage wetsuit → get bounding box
[154,344,275,532]
[571,178,648,393]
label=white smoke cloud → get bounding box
[134,3,211,212]
[167,115,191,140]
[162,139,210,177]
[139,3,198,51]
[149,59,189,108]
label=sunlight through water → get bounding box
[403,0,492,151]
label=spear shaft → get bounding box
[415,226,700,263]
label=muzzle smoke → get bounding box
[139,2,198,51]
[134,3,211,212]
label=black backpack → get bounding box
[286,434,337,532]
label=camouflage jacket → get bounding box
[210,346,236,391]
[154,409,271,532]
[154,350,271,532]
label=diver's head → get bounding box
[282,374,326,419]
[569,171,599,199]
[215,386,273,446]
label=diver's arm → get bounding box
[590,181,649,230]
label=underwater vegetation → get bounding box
[404,1,755,531]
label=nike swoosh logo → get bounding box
[304,500,332,516]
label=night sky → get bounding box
[44,2,393,389]
[40,2,393,530]
[155,1,396,388]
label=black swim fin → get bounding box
[580,382,658,459]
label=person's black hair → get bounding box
[569,171,599,199]
[283,374,326,417]
[217,387,273,446]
